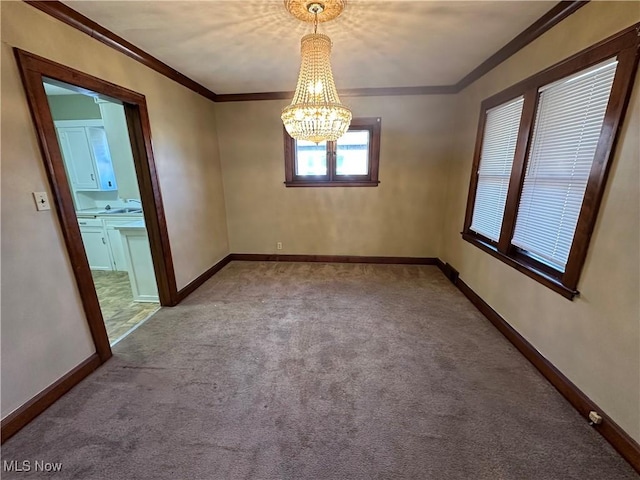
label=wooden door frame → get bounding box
[14,49,179,362]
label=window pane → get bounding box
[296,140,327,176]
[336,130,369,175]
[512,58,618,271]
[470,96,524,241]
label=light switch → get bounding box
[33,192,51,211]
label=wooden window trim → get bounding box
[284,117,381,187]
[462,24,640,299]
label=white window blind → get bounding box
[470,96,524,241]
[512,58,618,271]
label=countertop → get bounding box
[76,208,143,218]
[114,220,146,230]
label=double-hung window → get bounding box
[463,26,639,299]
[470,96,525,242]
[284,117,381,187]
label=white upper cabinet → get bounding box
[56,121,117,191]
[85,126,117,190]
[57,127,99,190]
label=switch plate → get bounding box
[33,192,51,211]
[277,242,283,250]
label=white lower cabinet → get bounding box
[78,219,112,271]
[78,215,144,272]
[103,217,140,272]
[106,228,126,271]
[78,214,157,302]
[116,222,159,302]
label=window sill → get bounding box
[461,232,579,300]
[284,181,380,188]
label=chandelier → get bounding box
[281,1,352,143]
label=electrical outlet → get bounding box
[33,192,51,211]
[588,411,602,425]
[277,242,283,250]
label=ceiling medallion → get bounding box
[284,0,346,24]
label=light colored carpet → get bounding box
[2,262,637,479]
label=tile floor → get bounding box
[91,270,160,343]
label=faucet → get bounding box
[127,199,142,204]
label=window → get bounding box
[462,26,639,299]
[470,96,524,242]
[284,117,381,186]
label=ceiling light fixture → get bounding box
[281,0,352,143]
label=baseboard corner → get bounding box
[176,254,233,303]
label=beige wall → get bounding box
[442,1,640,441]
[216,95,455,257]
[2,0,638,447]
[1,1,229,418]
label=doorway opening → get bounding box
[43,79,160,345]
[16,49,179,362]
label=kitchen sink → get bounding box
[101,207,142,214]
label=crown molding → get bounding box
[24,0,588,103]
[214,91,293,103]
[214,85,458,102]
[454,0,589,90]
[24,1,218,102]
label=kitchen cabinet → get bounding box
[106,228,126,272]
[116,222,159,302]
[103,216,141,272]
[56,123,117,191]
[76,212,158,301]
[57,127,98,190]
[78,213,145,272]
[78,218,112,271]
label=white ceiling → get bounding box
[62,1,554,94]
